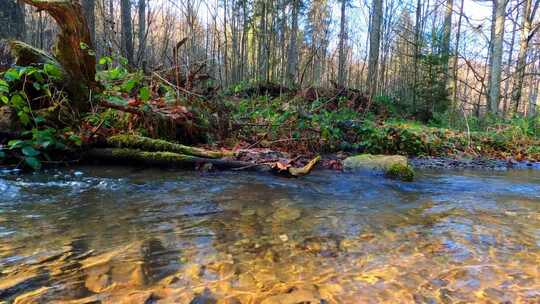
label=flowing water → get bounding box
[0,166,539,303]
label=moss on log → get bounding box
[8,40,61,68]
[86,148,263,170]
[107,135,235,159]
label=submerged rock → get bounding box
[13,287,51,304]
[0,269,49,299]
[272,206,302,223]
[343,154,408,171]
[190,288,217,304]
[260,285,324,304]
[385,163,415,182]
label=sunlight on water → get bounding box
[0,167,539,303]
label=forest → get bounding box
[0,0,539,171]
[2,1,540,303]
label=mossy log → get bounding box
[107,135,235,159]
[86,148,265,171]
[8,40,61,68]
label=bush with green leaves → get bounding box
[0,64,81,170]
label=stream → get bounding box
[0,167,539,303]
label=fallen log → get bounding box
[86,147,321,177]
[107,135,235,159]
[270,155,321,177]
[287,155,320,177]
[85,148,265,171]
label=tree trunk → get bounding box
[286,0,300,86]
[81,0,95,44]
[442,0,453,84]
[368,0,383,98]
[0,0,26,40]
[511,0,533,114]
[487,0,507,115]
[502,4,518,115]
[20,0,98,113]
[16,0,26,41]
[412,0,422,111]
[337,0,347,87]
[121,0,134,64]
[137,0,146,66]
[451,0,464,108]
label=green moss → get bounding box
[109,148,197,162]
[108,135,233,158]
[385,163,415,182]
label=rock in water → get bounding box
[343,154,408,171]
[272,206,302,223]
[343,154,414,181]
[385,163,415,182]
[260,286,324,304]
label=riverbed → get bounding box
[0,167,539,303]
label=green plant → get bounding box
[0,64,81,170]
[385,163,415,182]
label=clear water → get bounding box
[0,167,539,303]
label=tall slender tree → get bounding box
[137,0,146,66]
[441,0,453,83]
[337,0,348,87]
[82,0,96,44]
[286,0,300,85]
[511,0,535,113]
[487,0,508,114]
[121,0,134,64]
[367,0,383,98]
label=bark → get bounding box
[337,0,347,87]
[502,5,518,114]
[81,0,95,44]
[286,0,300,86]
[120,0,134,64]
[442,0,453,83]
[412,0,422,110]
[487,0,507,114]
[511,0,533,114]
[20,0,98,113]
[368,0,383,98]
[451,0,464,107]
[0,0,26,40]
[137,0,146,65]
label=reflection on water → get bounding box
[0,167,539,303]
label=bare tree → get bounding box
[487,0,508,114]
[82,0,96,44]
[286,0,300,85]
[511,0,537,113]
[137,0,147,66]
[368,0,383,98]
[121,0,134,64]
[337,0,348,87]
